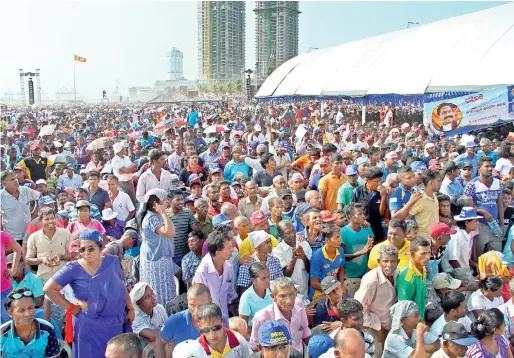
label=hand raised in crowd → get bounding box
[360,237,374,255]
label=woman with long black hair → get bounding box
[467,308,513,358]
[137,189,176,305]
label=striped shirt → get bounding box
[168,208,198,258]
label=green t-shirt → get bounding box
[336,181,358,211]
[396,262,428,319]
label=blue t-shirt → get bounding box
[238,286,273,326]
[188,111,199,126]
[160,309,228,345]
[1,318,60,358]
[340,225,374,278]
[388,184,412,212]
[309,246,345,298]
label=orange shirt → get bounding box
[293,155,311,172]
[319,173,347,212]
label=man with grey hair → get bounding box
[478,137,498,165]
[260,175,287,213]
[220,202,238,221]
[105,333,143,358]
[354,245,399,357]
[250,277,311,354]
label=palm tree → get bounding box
[212,84,218,96]
[226,82,233,95]
[234,80,242,93]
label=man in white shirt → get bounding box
[430,290,473,336]
[136,149,173,203]
[272,220,311,299]
[111,142,137,205]
[107,175,135,221]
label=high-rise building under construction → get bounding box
[197,1,246,84]
[254,1,300,83]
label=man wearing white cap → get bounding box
[401,123,411,135]
[237,230,283,294]
[382,152,399,183]
[173,339,208,358]
[423,143,437,166]
[111,142,137,205]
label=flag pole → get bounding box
[73,55,77,101]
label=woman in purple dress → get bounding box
[467,308,513,358]
[44,229,135,357]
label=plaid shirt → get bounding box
[181,251,202,282]
[237,254,283,288]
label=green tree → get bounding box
[267,67,274,77]
[212,84,218,96]
[234,80,242,93]
[226,82,233,95]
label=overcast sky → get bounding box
[0,1,504,100]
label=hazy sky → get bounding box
[0,1,505,100]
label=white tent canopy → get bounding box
[256,3,514,98]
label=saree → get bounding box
[55,255,129,357]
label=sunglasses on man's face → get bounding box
[78,246,96,254]
[199,324,223,334]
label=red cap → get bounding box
[13,166,24,172]
[320,210,336,223]
[30,144,40,151]
[250,210,267,227]
[430,222,457,238]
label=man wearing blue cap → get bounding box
[455,141,479,177]
[250,320,303,358]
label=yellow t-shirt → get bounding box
[238,234,280,257]
[368,239,411,270]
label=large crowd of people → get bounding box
[1,99,514,358]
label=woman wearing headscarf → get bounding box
[44,229,134,358]
[130,282,167,346]
[478,251,512,302]
[383,300,439,358]
[137,188,176,305]
[467,308,513,358]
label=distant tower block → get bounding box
[168,47,184,81]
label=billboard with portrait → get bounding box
[424,86,514,136]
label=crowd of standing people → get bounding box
[1,99,514,358]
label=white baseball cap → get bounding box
[173,340,207,358]
[113,142,124,154]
